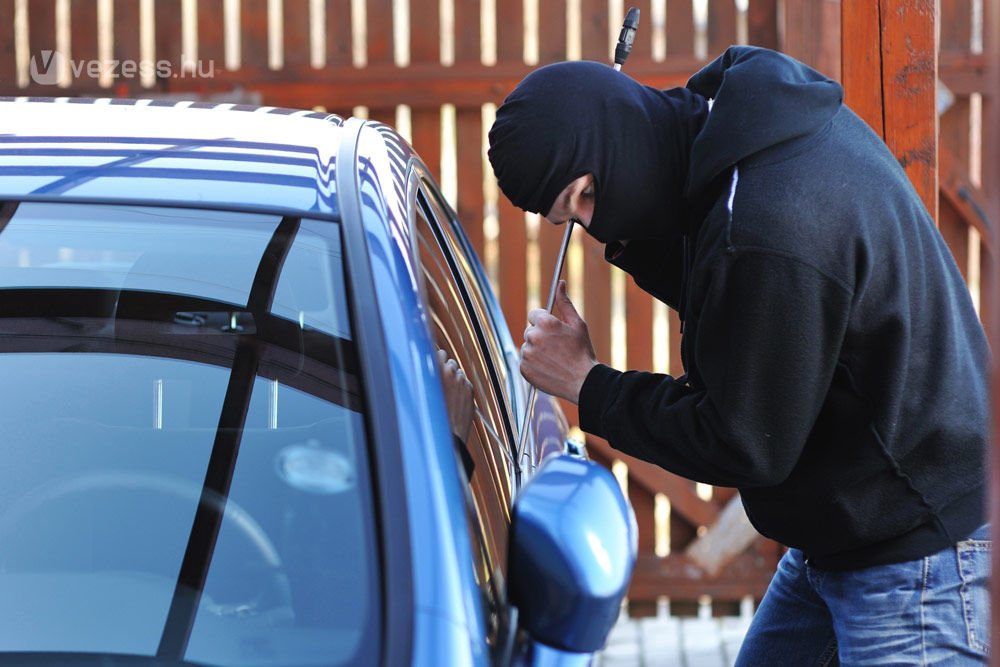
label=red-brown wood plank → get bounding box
[781,0,839,77]
[453,0,481,64]
[536,222,567,315]
[747,0,779,49]
[411,109,441,181]
[879,0,938,222]
[580,0,609,62]
[581,237,612,366]
[939,0,972,50]
[455,108,485,258]
[27,0,58,85]
[498,196,528,344]
[283,0,312,68]
[365,0,395,122]
[707,0,738,56]
[0,0,17,87]
[325,0,353,67]
[625,279,654,372]
[537,0,567,64]
[629,473,656,554]
[841,0,885,138]
[408,0,441,172]
[197,0,226,67]
[366,0,394,65]
[113,0,142,65]
[496,0,523,63]
[577,1,612,368]
[938,200,970,282]
[241,0,269,69]
[409,0,439,64]
[155,0,183,74]
[69,0,99,79]
[668,309,684,377]
[666,0,695,56]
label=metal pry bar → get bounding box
[613,8,641,71]
[516,220,575,463]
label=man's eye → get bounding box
[582,185,594,197]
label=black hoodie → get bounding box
[570,47,988,569]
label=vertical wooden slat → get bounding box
[707,0,738,56]
[241,0,269,69]
[409,0,440,177]
[747,0,779,49]
[498,196,528,343]
[782,0,840,77]
[625,279,654,372]
[841,0,885,138]
[409,0,438,64]
[453,0,480,64]
[366,0,393,65]
[113,0,142,64]
[495,0,523,63]
[155,0,183,75]
[366,0,394,125]
[411,108,441,180]
[665,0,694,56]
[534,0,569,327]
[197,0,226,68]
[0,0,17,87]
[455,111,485,257]
[496,0,527,337]
[579,0,612,368]
[69,0,99,86]
[537,0,567,64]
[453,0,484,257]
[879,0,938,222]
[668,309,684,377]
[283,0,312,68]
[27,0,58,82]
[325,0,352,67]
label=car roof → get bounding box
[0,97,353,218]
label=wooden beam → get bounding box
[629,551,775,601]
[842,0,937,222]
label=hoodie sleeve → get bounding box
[578,248,852,488]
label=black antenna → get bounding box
[614,8,641,70]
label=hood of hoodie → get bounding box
[488,47,843,245]
[685,46,844,196]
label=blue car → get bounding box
[0,98,636,667]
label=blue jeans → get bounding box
[736,525,991,666]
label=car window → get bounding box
[0,202,380,667]
[418,180,525,428]
[412,189,514,631]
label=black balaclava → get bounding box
[488,60,709,244]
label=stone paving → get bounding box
[596,599,755,667]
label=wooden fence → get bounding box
[1,0,997,618]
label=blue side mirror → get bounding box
[508,454,637,654]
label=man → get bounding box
[488,46,990,664]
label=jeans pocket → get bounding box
[956,528,991,654]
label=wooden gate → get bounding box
[1,0,997,618]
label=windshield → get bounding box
[0,203,379,667]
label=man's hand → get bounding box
[521,280,599,404]
[437,349,474,443]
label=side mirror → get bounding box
[508,454,637,655]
